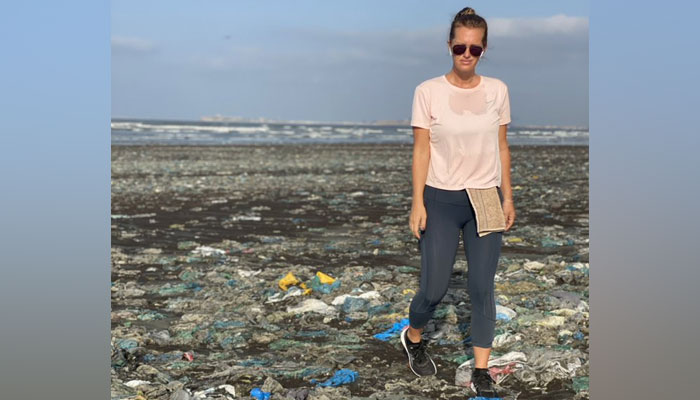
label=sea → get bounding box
[111,119,588,146]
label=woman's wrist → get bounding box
[502,198,513,203]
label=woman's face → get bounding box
[448,26,486,75]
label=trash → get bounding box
[523,260,545,272]
[125,380,151,388]
[512,349,585,387]
[266,285,303,303]
[367,302,392,317]
[342,297,369,313]
[492,332,523,350]
[261,376,285,395]
[285,387,310,400]
[177,241,199,250]
[456,351,528,387]
[331,290,380,305]
[536,315,567,329]
[310,368,358,387]
[373,318,410,341]
[315,271,336,284]
[495,305,517,322]
[278,271,312,294]
[111,143,589,399]
[217,384,236,396]
[250,387,271,400]
[170,389,191,400]
[193,387,216,398]
[191,245,226,257]
[286,299,336,316]
[279,272,301,291]
[572,376,589,393]
[116,338,139,350]
[309,272,341,294]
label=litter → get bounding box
[111,143,589,399]
[310,368,359,387]
[373,318,410,341]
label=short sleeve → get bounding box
[411,85,431,129]
[499,83,511,125]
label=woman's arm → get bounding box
[498,124,513,201]
[412,127,430,201]
[409,127,430,238]
[498,124,516,230]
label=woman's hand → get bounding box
[409,202,427,239]
[502,200,516,231]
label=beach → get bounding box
[111,144,589,399]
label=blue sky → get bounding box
[112,1,589,126]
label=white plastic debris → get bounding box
[455,351,528,386]
[190,245,226,257]
[331,290,381,306]
[495,305,517,321]
[125,380,151,388]
[218,384,236,396]
[524,260,546,271]
[286,299,336,315]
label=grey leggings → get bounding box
[409,184,503,348]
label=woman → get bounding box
[399,6,516,398]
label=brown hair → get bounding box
[449,7,488,48]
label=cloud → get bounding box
[490,15,588,37]
[111,36,157,54]
[192,15,587,79]
[114,14,587,124]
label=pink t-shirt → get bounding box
[411,74,511,189]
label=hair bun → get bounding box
[459,7,476,16]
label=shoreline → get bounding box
[111,143,589,148]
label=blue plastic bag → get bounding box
[373,318,409,341]
[250,387,271,400]
[310,368,358,387]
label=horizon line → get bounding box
[111,115,589,130]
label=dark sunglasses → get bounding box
[452,44,484,57]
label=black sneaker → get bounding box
[400,326,437,376]
[470,368,498,397]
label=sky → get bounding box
[112,0,589,127]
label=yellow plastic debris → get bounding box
[299,282,312,295]
[402,288,416,295]
[279,272,300,291]
[315,271,336,284]
[507,237,523,243]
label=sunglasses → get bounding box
[451,44,484,57]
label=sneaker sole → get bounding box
[469,381,498,398]
[400,326,437,377]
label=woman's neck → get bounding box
[447,70,480,88]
